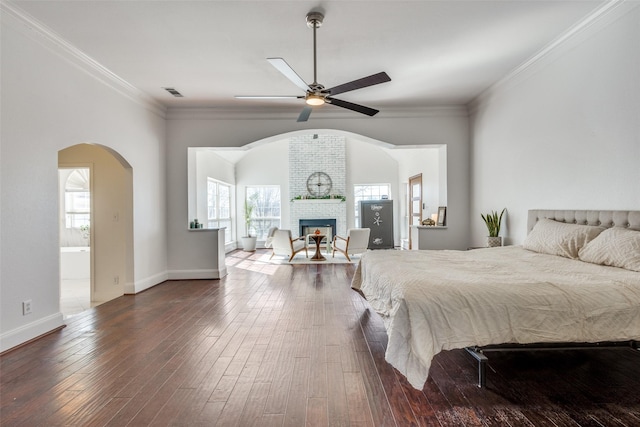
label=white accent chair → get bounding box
[270,229,308,262]
[332,228,371,261]
[264,226,278,248]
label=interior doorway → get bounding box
[59,167,96,317]
[408,173,422,249]
[58,143,134,318]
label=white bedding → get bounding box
[352,246,640,389]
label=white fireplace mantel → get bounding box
[291,199,345,204]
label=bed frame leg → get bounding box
[465,347,488,388]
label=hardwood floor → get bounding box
[2,249,639,426]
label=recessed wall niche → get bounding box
[189,132,446,246]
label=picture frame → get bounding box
[437,206,447,226]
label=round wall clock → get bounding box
[306,172,332,197]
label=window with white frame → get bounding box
[354,184,391,227]
[59,168,92,247]
[64,168,91,230]
[207,178,232,243]
[246,186,281,240]
[65,191,91,229]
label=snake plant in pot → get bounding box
[481,208,506,247]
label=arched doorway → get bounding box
[58,144,133,318]
[188,129,446,254]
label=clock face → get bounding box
[306,172,332,197]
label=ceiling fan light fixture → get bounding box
[305,94,325,106]
[236,10,390,122]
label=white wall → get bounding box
[346,138,400,239]
[0,12,167,351]
[236,139,291,240]
[469,4,640,246]
[166,111,470,271]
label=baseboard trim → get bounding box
[126,271,169,294]
[125,268,228,294]
[167,268,228,280]
[0,313,65,354]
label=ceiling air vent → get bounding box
[163,87,184,97]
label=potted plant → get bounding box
[481,208,506,247]
[241,199,257,251]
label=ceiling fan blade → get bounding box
[267,58,310,92]
[235,95,302,99]
[327,72,391,96]
[297,106,313,122]
[327,98,379,116]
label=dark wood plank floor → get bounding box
[2,249,639,426]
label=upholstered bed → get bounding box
[352,210,640,389]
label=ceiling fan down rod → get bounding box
[306,12,324,87]
[313,22,318,85]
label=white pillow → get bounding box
[578,227,640,272]
[523,218,605,259]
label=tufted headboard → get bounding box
[527,210,640,234]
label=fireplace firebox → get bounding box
[299,219,337,242]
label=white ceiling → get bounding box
[11,0,606,115]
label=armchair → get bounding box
[270,229,308,262]
[332,228,371,261]
[264,226,278,248]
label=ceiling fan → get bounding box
[235,11,391,122]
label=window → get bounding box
[246,186,281,240]
[207,178,232,242]
[354,184,391,227]
[64,169,90,229]
[65,191,90,229]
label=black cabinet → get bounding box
[359,200,394,249]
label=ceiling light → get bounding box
[305,94,325,106]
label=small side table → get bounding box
[309,234,326,261]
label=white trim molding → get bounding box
[167,268,228,281]
[292,198,345,204]
[0,313,65,353]
[468,0,633,113]
[126,271,169,294]
[165,105,469,121]
[1,1,166,118]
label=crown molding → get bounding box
[165,105,468,121]
[1,1,468,123]
[1,1,167,118]
[468,0,633,114]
